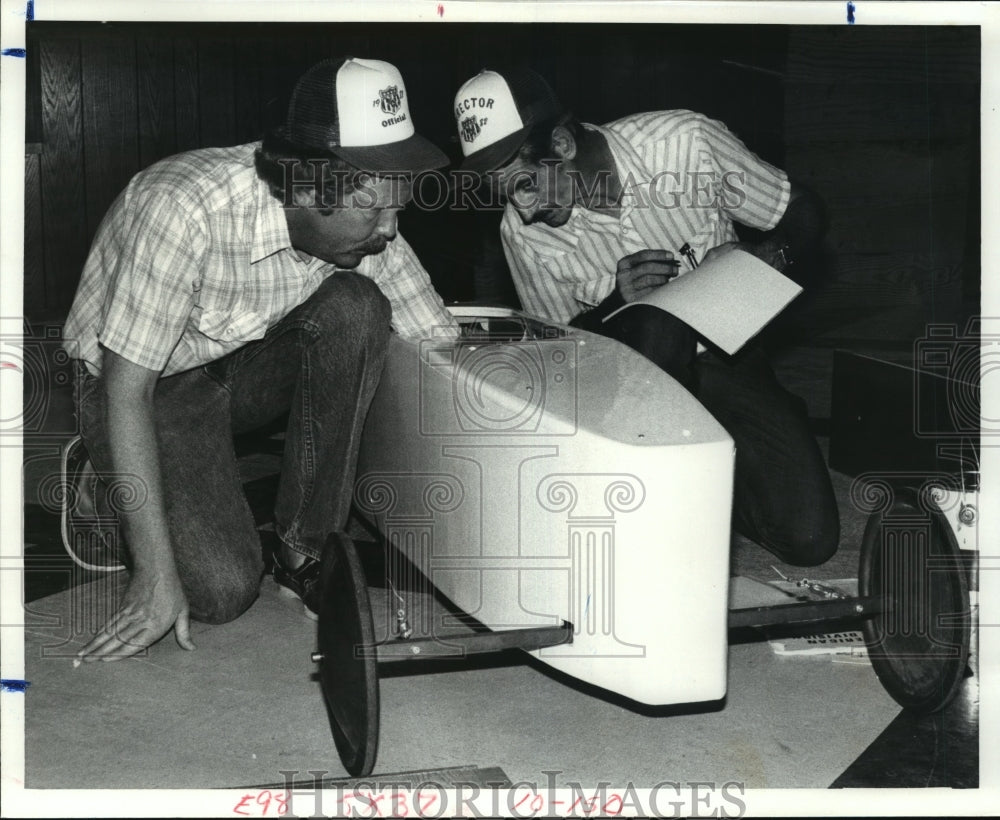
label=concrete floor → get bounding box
[22,575,903,789]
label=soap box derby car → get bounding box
[307,305,974,776]
[57,303,974,777]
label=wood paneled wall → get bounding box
[781,26,979,342]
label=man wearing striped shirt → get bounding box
[453,68,838,567]
[64,58,458,662]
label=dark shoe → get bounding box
[272,548,321,620]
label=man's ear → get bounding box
[289,185,317,208]
[550,126,577,161]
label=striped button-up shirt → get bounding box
[64,142,458,377]
[501,111,790,324]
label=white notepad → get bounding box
[604,248,803,355]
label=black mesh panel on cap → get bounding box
[285,57,349,151]
[505,68,562,126]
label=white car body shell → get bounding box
[355,306,734,707]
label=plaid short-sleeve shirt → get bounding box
[501,111,791,324]
[63,143,458,377]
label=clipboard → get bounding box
[604,248,803,355]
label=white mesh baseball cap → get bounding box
[453,68,563,172]
[282,57,447,173]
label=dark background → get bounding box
[24,22,980,349]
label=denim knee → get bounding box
[606,305,697,387]
[185,553,264,625]
[300,272,391,342]
[760,510,840,568]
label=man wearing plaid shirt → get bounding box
[64,58,458,662]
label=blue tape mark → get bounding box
[2,48,26,57]
[1,679,31,693]
[847,1,856,24]
[26,0,34,21]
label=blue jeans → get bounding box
[601,305,840,567]
[78,273,392,622]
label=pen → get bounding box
[679,242,699,269]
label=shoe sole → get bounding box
[60,436,127,573]
[274,576,319,621]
